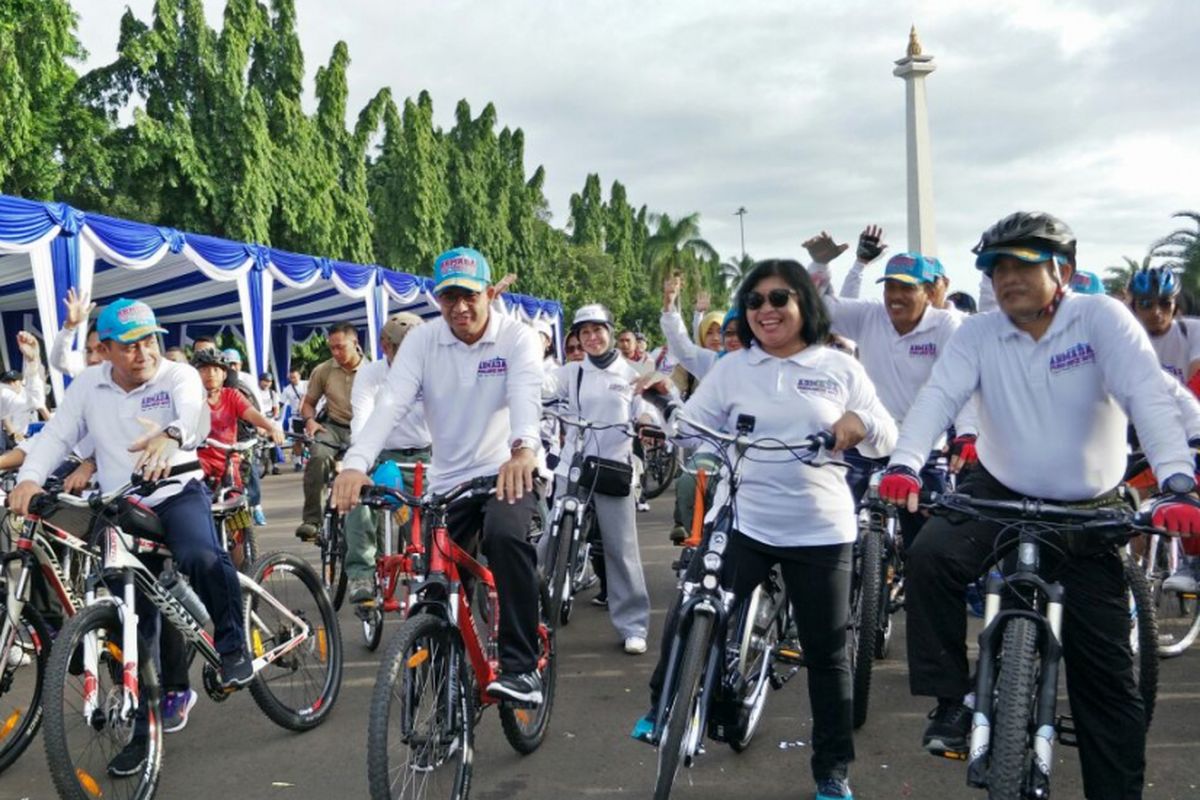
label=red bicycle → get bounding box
[362,475,555,800]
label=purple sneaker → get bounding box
[162,689,198,733]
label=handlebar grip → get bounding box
[28,492,58,517]
[813,431,836,450]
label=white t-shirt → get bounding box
[350,358,431,452]
[681,344,897,547]
[343,313,543,493]
[1148,318,1200,383]
[890,292,1194,499]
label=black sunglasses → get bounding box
[565,343,583,352]
[1135,297,1174,311]
[744,288,798,310]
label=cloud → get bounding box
[73,0,1200,298]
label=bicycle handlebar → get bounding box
[203,438,257,453]
[26,461,202,517]
[360,474,497,512]
[674,414,835,454]
[924,491,1156,531]
[541,409,640,436]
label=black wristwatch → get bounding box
[163,426,184,446]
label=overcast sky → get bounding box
[74,0,1200,299]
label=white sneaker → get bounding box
[636,500,650,513]
[1163,559,1200,594]
[624,636,647,655]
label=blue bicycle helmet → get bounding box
[1127,267,1179,298]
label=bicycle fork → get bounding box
[967,570,1064,796]
[80,574,141,725]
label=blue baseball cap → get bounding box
[222,348,243,364]
[876,252,941,286]
[433,247,491,295]
[95,298,167,343]
[1069,270,1104,295]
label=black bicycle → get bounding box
[650,413,835,800]
[922,491,1159,800]
[294,431,351,608]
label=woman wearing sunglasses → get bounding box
[637,259,897,800]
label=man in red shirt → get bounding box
[193,349,284,493]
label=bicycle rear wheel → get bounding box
[43,603,162,800]
[641,444,677,501]
[499,580,556,754]
[321,509,348,610]
[545,510,575,628]
[368,613,473,800]
[655,612,713,800]
[988,617,1040,800]
[0,596,50,774]
[247,552,343,731]
[728,582,783,752]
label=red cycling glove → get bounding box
[879,466,921,506]
[1152,499,1200,536]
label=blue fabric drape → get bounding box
[187,233,250,272]
[86,213,180,262]
[0,196,60,245]
[246,264,268,379]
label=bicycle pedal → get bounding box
[500,699,540,711]
[1056,715,1079,748]
[776,648,804,665]
[929,747,967,761]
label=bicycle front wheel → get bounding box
[545,510,575,628]
[321,510,348,610]
[655,612,714,800]
[43,603,162,800]
[988,617,1040,800]
[368,613,473,800]
[851,524,885,729]
[729,582,783,752]
[500,580,557,754]
[247,552,343,731]
[1123,554,1158,729]
[0,596,50,774]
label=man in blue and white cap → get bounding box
[333,247,549,705]
[9,298,252,769]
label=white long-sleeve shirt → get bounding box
[49,327,86,378]
[17,359,209,505]
[543,358,653,483]
[343,312,542,493]
[659,311,718,381]
[1,358,46,429]
[682,344,897,547]
[350,357,430,452]
[890,292,1194,500]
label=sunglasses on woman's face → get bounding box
[1135,298,1174,311]
[565,344,583,353]
[744,288,798,310]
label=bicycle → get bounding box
[539,409,648,626]
[921,490,1159,800]
[651,413,836,800]
[201,438,258,573]
[355,460,427,652]
[362,475,556,800]
[0,474,98,774]
[294,431,351,608]
[640,432,679,501]
[37,469,343,800]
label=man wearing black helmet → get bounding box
[877,211,1200,799]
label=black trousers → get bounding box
[906,466,1145,800]
[649,532,854,783]
[445,491,539,674]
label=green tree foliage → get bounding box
[1152,212,1200,296]
[2,0,738,355]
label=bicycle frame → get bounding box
[368,462,426,616]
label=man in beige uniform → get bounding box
[295,321,364,541]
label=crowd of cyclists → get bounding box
[3,210,1200,800]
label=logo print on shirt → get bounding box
[909,342,937,358]
[795,377,841,398]
[477,357,508,377]
[1048,342,1096,374]
[1163,364,1184,380]
[140,391,172,411]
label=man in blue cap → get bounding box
[333,247,549,705]
[10,298,253,772]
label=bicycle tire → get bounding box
[987,617,1040,800]
[1155,562,1200,658]
[321,510,348,610]
[367,613,473,800]
[546,510,575,628]
[1123,554,1158,729]
[499,579,556,754]
[0,597,50,774]
[362,606,385,652]
[43,603,162,800]
[851,524,884,729]
[246,552,343,731]
[654,612,714,800]
[641,445,677,501]
[729,584,784,752]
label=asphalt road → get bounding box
[4,471,1200,799]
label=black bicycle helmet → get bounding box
[190,348,228,369]
[972,211,1077,269]
[946,291,978,314]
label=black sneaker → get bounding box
[486,671,543,706]
[107,737,148,777]
[923,700,971,755]
[220,649,255,688]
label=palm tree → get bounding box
[719,253,755,291]
[1102,255,1148,297]
[644,212,719,292]
[1150,211,1200,294]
